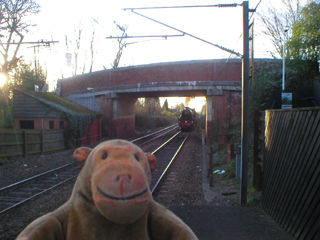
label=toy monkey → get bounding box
[16,139,198,240]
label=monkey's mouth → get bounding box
[97,186,148,201]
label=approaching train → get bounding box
[178,107,198,131]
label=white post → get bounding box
[282,41,285,91]
[282,27,289,91]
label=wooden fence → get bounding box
[257,107,320,240]
[253,110,265,191]
[0,129,65,159]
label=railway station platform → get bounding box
[167,145,294,240]
[169,205,294,240]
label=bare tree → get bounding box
[65,24,83,76]
[258,0,303,58]
[0,0,40,77]
[65,22,98,76]
[111,22,127,69]
[89,28,96,73]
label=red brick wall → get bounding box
[100,97,113,137]
[81,118,101,145]
[112,116,135,139]
[60,60,242,95]
[209,90,241,148]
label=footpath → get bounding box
[168,144,294,240]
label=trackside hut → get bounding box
[13,89,102,146]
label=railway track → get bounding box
[0,125,187,215]
[0,163,81,214]
[131,124,179,146]
[150,131,190,193]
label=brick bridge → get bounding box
[59,59,243,146]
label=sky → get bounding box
[18,0,292,110]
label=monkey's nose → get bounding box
[116,174,132,182]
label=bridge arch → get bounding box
[59,59,242,146]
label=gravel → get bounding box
[0,149,75,189]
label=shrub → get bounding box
[135,114,174,131]
[225,160,236,179]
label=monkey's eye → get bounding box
[102,153,108,160]
[134,154,139,162]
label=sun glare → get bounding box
[160,97,206,112]
[0,74,6,87]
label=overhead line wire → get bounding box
[123,5,243,58]
[123,2,264,80]
[216,0,263,81]
[130,10,243,58]
[216,1,256,81]
[123,4,241,11]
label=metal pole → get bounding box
[282,27,289,91]
[282,39,285,91]
[249,20,254,90]
[241,1,249,206]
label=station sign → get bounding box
[281,92,292,109]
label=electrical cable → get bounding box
[215,0,263,82]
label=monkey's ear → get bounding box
[73,147,92,168]
[145,153,157,172]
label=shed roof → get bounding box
[16,89,101,116]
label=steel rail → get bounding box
[0,125,177,195]
[0,126,181,215]
[151,131,181,155]
[137,127,179,147]
[0,163,75,192]
[151,132,190,193]
[131,124,178,143]
[0,176,77,215]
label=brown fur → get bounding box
[16,139,198,240]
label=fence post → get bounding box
[87,126,91,145]
[253,110,263,191]
[41,130,44,154]
[207,146,214,187]
[23,131,27,158]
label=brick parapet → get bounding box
[60,59,242,95]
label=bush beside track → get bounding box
[135,115,174,132]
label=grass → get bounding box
[213,144,261,206]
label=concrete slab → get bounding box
[169,205,294,240]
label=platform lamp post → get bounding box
[282,27,289,91]
[281,27,292,109]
